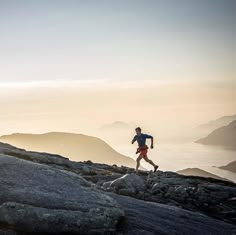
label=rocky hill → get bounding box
[0,132,138,168]
[0,142,235,234]
[196,120,236,148]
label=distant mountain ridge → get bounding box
[0,132,140,168]
[177,168,227,181]
[196,120,236,148]
[219,161,236,174]
[197,114,236,131]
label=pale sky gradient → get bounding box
[0,0,235,83]
[0,79,235,138]
[0,1,235,142]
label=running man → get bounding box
[131,127,159,173]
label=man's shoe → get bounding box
[154,165,159,172]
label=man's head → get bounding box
[135,127,142,135]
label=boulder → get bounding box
[102,173,145,194]
[0,154,124,234]
[0,202,121,234]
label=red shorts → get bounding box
[136,146,148,158]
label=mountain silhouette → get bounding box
[0,132,139,168]
[197,114,236,132]
[196,120,236,148]
[219,161,236,174]
[177,168,227,181]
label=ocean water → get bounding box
[114,142,236,183]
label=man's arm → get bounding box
[145,134,154,148]
[131,136,136,144]
[150,137,154,149]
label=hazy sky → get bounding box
[0,0,235,139]
[0,79,235,137]
[0,0,235,83]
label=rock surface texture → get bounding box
[0,142,235,234]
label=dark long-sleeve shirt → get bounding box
[132,133,153,147]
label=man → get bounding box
[132,127,159,173]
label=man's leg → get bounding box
[136,154,143,173]
[144,156,159,172]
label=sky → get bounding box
[0,0,235,140]
[0,0,235,83]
